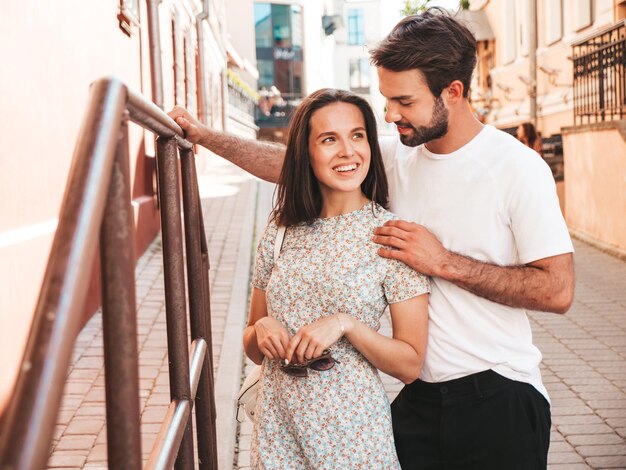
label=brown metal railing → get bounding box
[0,77,218,469]
[573,20,626,125]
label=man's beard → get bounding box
[398,95,449,147]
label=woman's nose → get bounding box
[338,140,355,157]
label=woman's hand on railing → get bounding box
[167,106,206,144]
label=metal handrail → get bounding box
[0,77,218,469]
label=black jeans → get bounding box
[391,370,551,470]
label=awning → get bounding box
[455,9,494,41]
[226,42,259,80]
[226,43,245,69]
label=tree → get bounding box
[401,0,470,16]
[401,0,433,15]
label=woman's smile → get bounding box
[332,162,360,175]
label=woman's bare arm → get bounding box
[285,294,429,384]
[341,294,428,384]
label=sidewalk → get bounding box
[47,158,626,469]
[46,156,259,469]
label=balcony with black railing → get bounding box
[572,20,626,125]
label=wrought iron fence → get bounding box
[572,20,626,125]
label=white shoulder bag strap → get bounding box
[273,225,287,262]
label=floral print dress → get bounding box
[251,202,430,470]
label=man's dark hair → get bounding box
[273,88,388,226]
[370,8,477,97]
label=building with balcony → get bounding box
[469,0,626,255]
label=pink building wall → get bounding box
[0,0,160,414]
[563,123,626,255]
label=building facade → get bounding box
[0,0,258,415]
[469,0,626,254]
[253,0,336,142]
[470,0,619,135]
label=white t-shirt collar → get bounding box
[421,124,492,161]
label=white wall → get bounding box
[333,0,401,135]
[301,0,337,93]
[225,0,258,85]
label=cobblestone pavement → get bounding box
[47,158,625,469]
[46,156,257,469]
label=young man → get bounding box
[169,10,574,469]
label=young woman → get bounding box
[242,88,430,469]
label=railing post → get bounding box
[100,112,142,469]
[599,39,606,121]
[198,205,219,466]
[199,195,219,468]
[180,149,218,470]
[155,137,195,470]
[0,78,127,470]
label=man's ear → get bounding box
[445,80,465,102]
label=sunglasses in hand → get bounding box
[279,350,340,377]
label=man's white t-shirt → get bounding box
[379,125,574,402]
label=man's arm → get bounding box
[167,106,284,183]
[374,220,575,314]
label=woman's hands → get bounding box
[285,315,350,365]
[246,287,349,366]
[254,316,291,361]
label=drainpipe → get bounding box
[529,0,537,125]
[147,0,164,108]
[197,3,209,124]
[219,0,229,132]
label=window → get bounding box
[119,0,140,35]
[619,0,626,20]
[172,18,186,107]
[254,4,272,48]
[272,4,292,48]
[349,59,370,93]
[348,9,364,45]
[291,5,302,49]
[501,3,516,63]
[257,60,274,89]
[518,0,530,56]
[184,30,197,115]
[572,0,592,31]
[545,0,563,45]
[254,2,304,99]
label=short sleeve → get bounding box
[251,221,279,290]
[383,259,430,304]
[506,154,574,264]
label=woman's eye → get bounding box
[353,132,365,139]
[322,137,335,143]
[399,101,412,107]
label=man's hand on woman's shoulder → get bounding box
[373,220,449,277]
